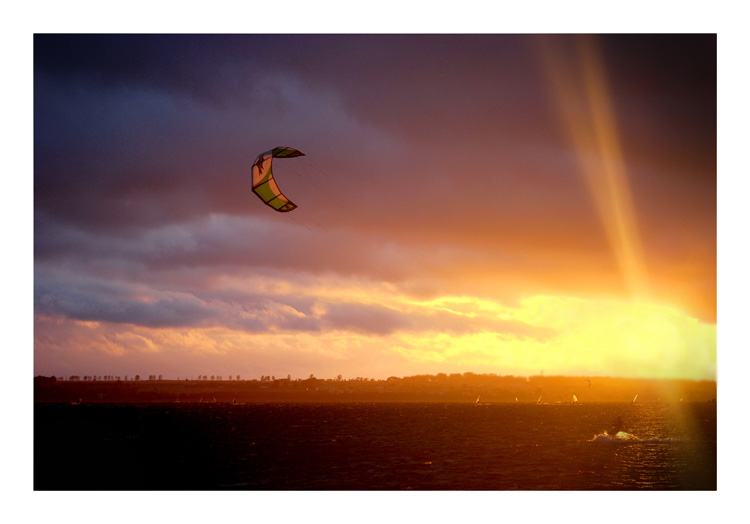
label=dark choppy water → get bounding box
[34,402,716,490]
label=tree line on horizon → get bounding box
[34,371,717,403]
[36,371,717,387]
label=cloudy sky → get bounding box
[33,34,716,381]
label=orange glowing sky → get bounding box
[33,34,716,381]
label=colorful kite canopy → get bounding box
[251,147,305,212]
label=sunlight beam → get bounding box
[539,35,650,300]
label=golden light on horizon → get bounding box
[393,294,715,379]
[35,276,716,381]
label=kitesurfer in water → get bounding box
[610,415,623,436]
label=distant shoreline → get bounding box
[34,374,717,404]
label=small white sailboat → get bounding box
[475,395,480,404]
[572,394,579,404]
[632,394,638,404]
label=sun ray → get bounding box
[539,35,650,300]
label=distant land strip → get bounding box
[34,373,717,404]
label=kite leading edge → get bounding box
[251,146,305,212]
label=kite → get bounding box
[251,147,305,212]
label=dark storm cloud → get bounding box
[35,35,417,237]
[35,33,716,160]
[34,256,552,339]
[34,71,260,231]
[34,34,715,236]
[33,34,543,119]
[33,209,411,285]
[34,266,303,332]
[35,281,218,328]
[34,34,260,103]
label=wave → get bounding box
[590,431,679,443]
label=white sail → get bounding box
[632,394,638,404]
[572,394,578,404]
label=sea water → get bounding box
[34,402,716,490]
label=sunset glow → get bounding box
[35,270,716,380]
[34,34,716,382]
